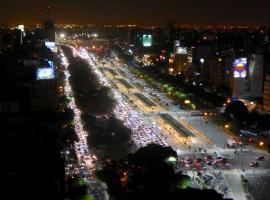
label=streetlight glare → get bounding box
[184,100,191,104]
[200,58,205,63]
[60,33,65,38]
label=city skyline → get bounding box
[1,1,270,200]
[1,0,270,26]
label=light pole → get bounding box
[200,58,205,82]
[239,135,243,170]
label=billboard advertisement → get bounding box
[174,40,180,47]
[48,60,54,68]
[176,47,187,54]
[45,41,56,52]
[142,34,152,47]
[36,67,55,80]
[233,58,247,78]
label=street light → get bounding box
[60,33,65,38]
[199,58,205,81]
[259,141,264,146]
[224,124,229,129]
[184,100,191,104]
[200,58,205,64]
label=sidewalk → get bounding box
[223,174,247,200]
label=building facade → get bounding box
[263,75,270,112]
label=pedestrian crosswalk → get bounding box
[216,168,270,175]
[187,168,270,176]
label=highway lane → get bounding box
[60,48,108,200]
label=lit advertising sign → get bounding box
[142,34,152,47]
[176,47,187,54]
[45,41,56,52]
[233,58,247,78]
[174,40,180,47]
[17,25,25,32]
[36,67,55,80]
[48,60,54,68]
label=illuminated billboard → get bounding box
[233,58,247,78]
[45,41,56,52]
[17,25,25,32]
[176,47,187,54]
[142,34,152,47]
[36,67,55,80]
[174,40,180,47]
[48,60,54,68]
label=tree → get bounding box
[68,58,116,115]
[66,176,88,200]
[80,194,95,200]
[225,100,248,121]
[83,115,132,159]
[97,144,227,200]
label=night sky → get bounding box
[1,0,270,25]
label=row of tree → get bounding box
[62,46,133,159]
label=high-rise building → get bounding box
[172,51,188,75]
[0,32,64,199]
[43,20,55,42]
[263,75,270,112]
[232,55,264,98]
[192,45,213,81]
[0,29,22,51]
[209,57,222,88]
[248,54,264,97]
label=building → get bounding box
[31,78,58,111]
[157,114,195,146]
[0,32,64,199]
[171,53,188,75]
[207,56,234,92]
[208,57,222,88]
[0,29,22,51]
[115,78,138,93]
[192,45,214,80]
[232,55,264,98]
[263,75,270,112]
[131,93,160,112]
[43,20,55,42]
[248,54,264,97]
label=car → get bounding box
[250,162,259,167]
[190,111,203,116]
[185,159,193,165]
[204,155,213,161]
[213,163,220,168]
[206,161,212,165]
[220,158,228,164]
[196,158,203,163]
[255,156,264,161]
[216,157,227,164]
